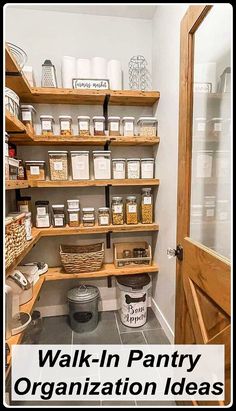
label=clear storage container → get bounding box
[40,115,54,136]
[48,151,68,180]
[108,116,120,136]
[25,161,46,180]
[98,207,110,226]
[93,116,105,136]
[59,115,72,136]
[17,197,32,213]
[82,208,95,219]
[35,201,50,228]
[122,117,135,136]
[137,117,158,137]
[208,117,223,138]
[112,158,126,179]
[141,188,153,224]
[9,158,19,180]
[77,116,90,136]
[127,158,140,179]
[126,196,138,225]
[52,205,66,227]
[111,197,124,225]
[93,151,111,179]
[71,151,90,180]
[67,199,80,209]
[82,217,95,227]
[68,208,80,227]
[20,105,36,133]
[141,158,155,179]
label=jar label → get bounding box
[79,121,89,131]
[19,205,29,212]
[36,215,49,227]
[197,122,206,131]
[128,163,139,172]
[114,205,123,213]
[42,120,52,131]
[125,122,133,132]
[69,213,78,222]
[54,217,63,226]
[206,208,215,217]
[22,111,32,121]
[98,160,107,170]
[144,197,152,205]
[37,207,46,216]
[110,122,119,131]
[76,161,85,170]
[30,166,40,175]
[60,121,70,131]
[53,161,63,171]
[128,204,137,213]
[95,121,104,131]
[100,216,109,225]
[142,163,153,172]
[115,163,124,172]
[214,123,222,132]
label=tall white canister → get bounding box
[91,57,107,79]
[61,56,76,88]
[107,60,122,89]
[76,58,91,79]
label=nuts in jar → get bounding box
[126,196,138,224]
[25,161,46,181]
[111,197,124,225]
[48,151,68,181]
[141,188,153,224]
[59,115,72,136]
[40,115,54,136]
[77,116,90,136]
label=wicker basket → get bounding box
[60,243,105,273]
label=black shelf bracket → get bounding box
[103,94,110,131]
[106,231,112,249]
[6,71,22,77]
[107,276,112,288]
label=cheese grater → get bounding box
[41,59,57,87]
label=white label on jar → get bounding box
[115,163,124,172]
[219,211,228,221]
[125,122,133,132]
[36,215,49,227]
[95,122,104,131]
[197,122,206,131]
[19,205,29,212]
[22,111,31,121]
[214,123,222,132]
[53,161,63,171]
[69,213,78,222]
[128,204,137,213]
[114,205,123,213]
[206,208,215,217]
[110,122,119,131]
[99,216,109,225]
[144,197,152,205]
[30,166,40,175]
[54,217,63,226]
[142,163,153,172]
[98,160,106,170]
[129,163,139,172]
[76,161,85,170]
[60,121,70,131]
[42,120,52,131]
[37,207,46,216]
[196,153,212,178]
[79,121,89,131]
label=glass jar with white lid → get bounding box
[93,116,105,136]
[77,116,90,136]
[122,117,135,136]
[93,151,111,179]
[141,158,155,179]
[127,158,140,179]
[98,207,110,226]
[59,115,72,136]
[108,116,120,136]
[40,115,54,136]
[68,208,80,227]
[71,151,90,180]
[112,158,126,179]
[137,117,158,137]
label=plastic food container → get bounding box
[108,116,120,136]
[59,115,72,136]
[68,208,80,227]
[77,116,90,136]
[98,207,110,226]
[5,87,20,118]
[122,117,135,136]
[67,199,80,209]
[141,188,153,224]
[71,151,90,180]
[137,117,158,137]
[35,201,50,228]
[25,161,46,180]
[111,197,124,225]
[141,158,155,179]
[93,116,105,136]
[126,196,138,225]
[112,158,126,179]
[52,205,66,227]
[40,115,54,136]
[17,197,32,213]
[9,158,19,180]
[127,158,140,179]
[93,151,111,179]
[48,151,68,180]
[20,105,36,132]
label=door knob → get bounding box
[167,244,183,261]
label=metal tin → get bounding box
[67,285,99,303]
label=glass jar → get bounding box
[82,208,95,219]
[17,196,32,213]
[141,188,153,224]
[68,208,80,227]
[77,116,90,136]
[126,196,138,224]
[20,105,36,133]
[67,199,80,209]
[52,205,66,227]
[40,115,54,136]
[127,158,140,179]
[35,200,50,216]
[17,160,25,180]
[93,116,105,136]
[48,151,68,180]
[25,161,46,180]
[25,212,32,241]
[108,116,120,136]
[111,197,124,225]
[98,207,110,226]
[122,117,135,136]
[9,158,19,180]
[112,158,126,179]
[59,115,72,136]
[137,117,158,137]
[71,151,90,180]
[93,151,111,179]
[141,158,155,179]
[82,217,95,227]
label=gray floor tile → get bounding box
[136,400,176,406]
[38,315,72,344]
[73,311,121,344]
[116,308,162,333]
[120,331,146,345]
[143,329,170,344]
[102,400,136,405]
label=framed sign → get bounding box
[193,82,212,93]
[72,78,110,90]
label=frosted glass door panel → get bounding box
[190,5,232,260]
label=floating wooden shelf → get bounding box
[109,90,160,106]
[28,178,160,188]
[5,180,29,190]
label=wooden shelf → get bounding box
[5,46,32,96]
[109,90,160,106]
[5,109,26,133]
[5,180,29,190]
[28,179,160,188]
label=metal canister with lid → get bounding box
[67,285,100,333]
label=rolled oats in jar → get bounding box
[126,196,138,224]
[77,116,90,136]
[111,197,124,225]
[48,151,68,181]
[137,117,158,137]
[59,116,72,136]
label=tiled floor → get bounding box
[11,309,175,407]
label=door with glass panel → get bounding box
[175,5,231,406]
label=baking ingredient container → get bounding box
[71,151,90,180]
[40,115,54,136]
[112,158,126,179]
[68,208,80,227]
[77,116,90,136]
[127,158,140,179]
[137,117,158,136]
[98,207,110,226]
[93,116,105,136]
[126,196,138,224]
[20,105,36,133]
[108,116,120,136]
[25,161,46,181]
[52,205,66,227]
[48,151,68,180]
[111,197,124,225]
[59,115,72,136]
[141,188,153,224]
[122,117,135,136]
[93,151,111,179]
[141,158,155,179]
[35,201,50,228]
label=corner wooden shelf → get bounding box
[5,109,34,141]
[28,178,160,188]
[5,180,29,190]
[5,46,32,96]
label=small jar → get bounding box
[141,188,153,224]
[93,116,105,136]
[59,115,72,136]
[126,196,138,225]
[93,151,111,179]
[20,105,36,133]
[127,158,140,179]
[82,208,95,219]
[137,117,158,137]
[48,151,68,181]
[17,160,25,180]
[35,200,50,217]
[208,118,223,138]
[122,117,135,136]
[68,208,80,227]
[141,158,155,179]
[25,161,46,180]
[82,217,95,227]
[67,199,80,209]
[111,197,124,225]
[9,158,19,180]
[40,115,54,136]
[52,205,66,227]
[194,117,207,138]
[98,207,110,226]
[112,158,126,179]
[25,212,32,241]
[108,116,120,136]
[191,205,203,223]
[77,116,90,136]
[71,151,90,180]
[36,214,50,228]
[17,196,32,213]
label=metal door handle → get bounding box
[167,244,183,261]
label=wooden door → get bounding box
[175,5,231,406]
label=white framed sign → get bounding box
[193,82,212,93]
[72,78,110,90]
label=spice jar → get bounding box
[141,158,155,179]
[111,197,124,225]
[122,117,135,136]
[93,151,111,179]
[40,115,54,136]
[20,105,36,133]
[112,158,126,179]
[52,205,66,227]
[17,160,25,180]
[127,158,140,179]
[93,116,105,136]
[137,117,158,137]
[71,151,90,180]
[25,161,46,181]
[82,208,95,227]
[126,196,138,224]
[48,151,68,180]
[108,116,120,136]
[77,116,91,136]
[17,196,32,213]
[59,115,72,136]
[141,188,153,224]
[68,208,80,227]
[98,207,110,226]
[25,212,32,241]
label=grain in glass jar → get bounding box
[137,117,158,137]
[93,116,105,136]
[126,196,138,224]
[93,151,111,179]
[127,158,140,179]
[71,151,90,180]
[17,196,32,213]
[20,105,36,133]
[98,207,110,226]
[68,208,80,227]
[59,115,72,136]
[141,158,155,179]
[40,115,54,136]
[48,151,68,180]
[111,197,124,225]
[122,117,135,136]
[52,205,66,227]
[77,116,90,136]
[82,208,95,227]
[141,188,153,224]
[25,161,46,180]
[108,116,120,136]
[112,158,126,179]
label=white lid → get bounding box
[77,116,90,120]
[68,208,80,212]
[25,160,45,164]
[141,158,154,161]
[137,117,158,123]
[67,199,80,202]
[20,104,36,112]
[83,207,95,212]
[98,207,110,211]
[59,115,72,119]
[122,117,135,121]
[108,116,120,121]
[92,116,105,121]
[52,204,64,208]
[127,158,140,161]
[48,150,68,154]
[112,158,126,161]
[93,150,111,155]
[71,150,89,154]
[40,115,54,119]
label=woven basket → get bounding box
[60,243,105,273]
